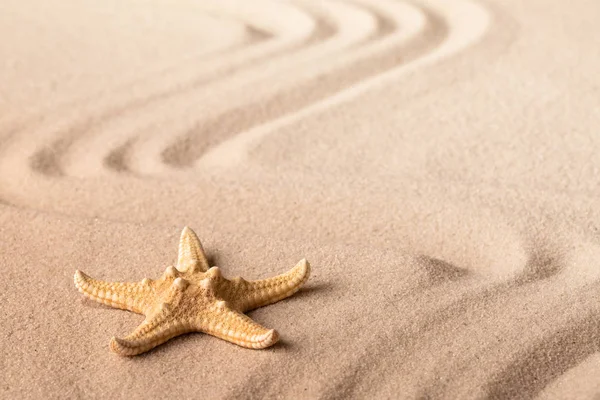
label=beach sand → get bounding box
[1,0,600,398]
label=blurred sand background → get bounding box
[1,0,600,398]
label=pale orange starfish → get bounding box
[74,227,311,356]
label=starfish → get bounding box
[73,227,311,356]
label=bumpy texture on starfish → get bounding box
[73,227,311,356]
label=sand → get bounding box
[1,0,600,398]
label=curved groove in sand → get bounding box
[317,236,600,399]
[83,0,400,176]
[30,0,325,178]
[197,0,490,171]
[0,0,495,219]
[0,0,490,198]
[3,0,313,124]
[0,2,260,129]
[61,0,367,177]
[27,1,335,179]
[0,0,318,182]
[141,0,435,174]
[10,0,430,181]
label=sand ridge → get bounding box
[1,0,600,398]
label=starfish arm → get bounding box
[109,306,190,356]
[74,270,155,314]
[177,226,210,273]
[110,280,192,356]
[196,301,279,349]
[233,259,311,312]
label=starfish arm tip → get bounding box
[289,259,311,288]
[297,259,311,276]
[239,328,280,349]
[109,336,122,353]
[73,270,89,289]
[240,328,280,349]
[259,328,279,348]
[177,226,209,272]
[110,336,138,356]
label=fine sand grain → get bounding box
[1,0,600,398]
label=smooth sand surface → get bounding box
[1,0,600,398]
